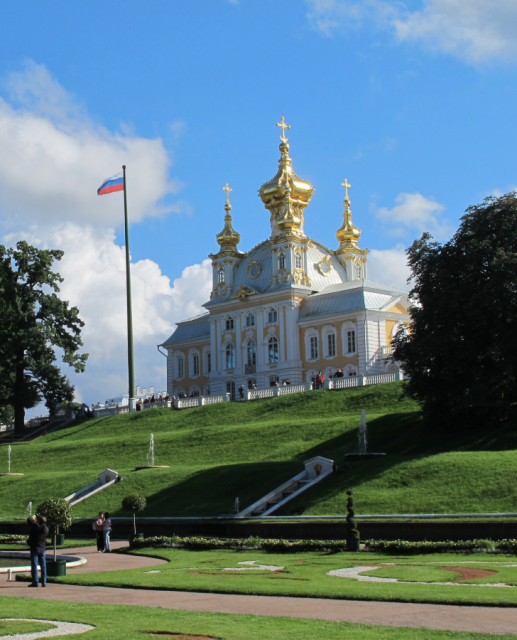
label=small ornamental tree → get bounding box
[346,490,360,551]
[122,494,146,535]
[37,498,73,561]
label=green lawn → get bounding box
[0,596,514,640]
[2,382,517,518]
[49,547,517,607]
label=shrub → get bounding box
[37,498,73,561]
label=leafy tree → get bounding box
[37,498,73,561]
[0,241,88,433]
[0,404,14,425]
[393,192,517,428]
[122,494,146,535]
[346,490,360,551]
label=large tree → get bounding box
[0,241,88,433]
[393,192,517,429]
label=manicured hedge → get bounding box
[130,535,517,554]
[365,539,517,554]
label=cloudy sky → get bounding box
[1,0,516,410]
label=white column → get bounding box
[279,305,285,362]
[285,301,300,365]
[357,314,367,375]
[210,320,217,372]
[235,313,242,370]
[256,307,264,369]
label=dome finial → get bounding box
[276,115,290,141]
[216,183,240,250]
[336,178,361,248]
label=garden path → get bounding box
[1,542,517,636]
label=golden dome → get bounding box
[336,179,361,249]
[258,118,314,237]
[216,184,241,250]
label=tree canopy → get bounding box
[0,241,88,432]
[393,192,517,428]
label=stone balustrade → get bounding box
[141,400,172,411]
[93,405,129,418]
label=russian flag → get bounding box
[98,172,124,196]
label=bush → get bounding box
[365,539,517,554]
[36,498,73,561]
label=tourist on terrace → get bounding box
[94,512,105,552]
[27,515,49,587]
[316,371,324,389]
[102,512,112,552]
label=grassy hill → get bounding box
[1,382,517,519]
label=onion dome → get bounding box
[215,183,241,252]
[336,179,361,249]
[258,117,314,237]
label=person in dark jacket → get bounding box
[27,515,49,587]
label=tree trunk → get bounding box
[53,528,57,562]
[133,512,136,535]
[14,403,25,435]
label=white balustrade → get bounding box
[278,383,307,396]
[248,388,274,400]
[332,376,360,389]
[141,400,172,411]
[381,345,395,355]
[93,406,129,418]
[365,372,398,385]
[204,394,228,405]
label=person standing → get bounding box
[102,512,112,552]
[94,512,105,552]
[27,515,49,587]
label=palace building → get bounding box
[159,119,409,399]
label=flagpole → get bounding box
[122,165,136,411]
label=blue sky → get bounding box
[1,0,516,408]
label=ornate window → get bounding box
[269,375,279,386]
[268,308,278,323]
[193,354,199,377]
[295,252,302,269]
[225,317,234,331]
[347,330,356,354]
[268,336,279,363]
[225,343,235,369]
[218,266,225,283]
[207,352,211,373]
[245,314,255,327]
[247,378,257,389]
[247,339,256,366]
[310,336,319,360]
[177,357,184,379]
[344,364,357,377]
[204,385,211,396]
[327,333,336,357]
[355,261,362,280]
[279,252,286,271]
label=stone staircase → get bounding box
[64,469,120,506]
[237,456,334,518]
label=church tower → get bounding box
[209,184,243,299]
[335,179,369,281]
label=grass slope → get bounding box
[1,382,517,518]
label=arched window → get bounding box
[268,308,278,323]
[225,342,235,369]
[247,339,256,366]
[268,336,279,363]
[218,266,225,283]
[225,317,234,330]
[279,252,286,270]
[295,252,302,269]
[355,261,362,280]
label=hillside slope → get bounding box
[1,383,516,518]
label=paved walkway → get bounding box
[1,542,517,636]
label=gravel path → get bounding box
[1,542,517,636]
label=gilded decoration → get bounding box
[247,261,262,279]
[230,285,258,302]
[317,256,333,276]
[258,118,315,238]
[214,183,242,257]
[336,179,368,255]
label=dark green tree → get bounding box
[0,241,88,433]
[122,494,146,535]
[393,192,517,428]
[346,490,360,551]
[37,497,73,561]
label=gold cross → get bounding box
[342,178,351,200]
[276,116,290,140]
[222,183,232,204]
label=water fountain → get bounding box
[343,410,386,462]
[134,433,169,470]
[7,445,11,474]
[26,501,33,517]
[234,497,240,514]
[146,434,155,467]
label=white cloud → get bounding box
[306,0,517,63]
[368,245,410,291]
[0,61,208,410]
[0,61,182,230]
[375,191,451,239]
[3,223,211,405]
